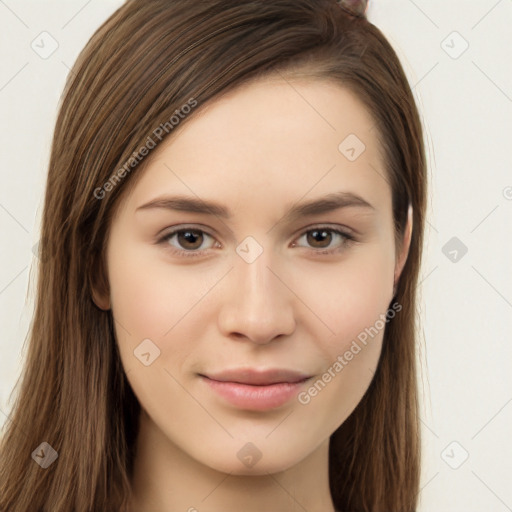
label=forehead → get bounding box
[121,76,390,218]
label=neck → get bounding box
[127,409,337,512]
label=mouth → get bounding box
[199,368,312,386]
[198,368,313,411]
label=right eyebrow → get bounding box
[136,195,230,217]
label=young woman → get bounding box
[0,0,427,510]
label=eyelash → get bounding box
[156,225,357,259]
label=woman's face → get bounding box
[97,76,411,475]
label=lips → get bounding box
[200,368,312,386]
[199,370,312,411]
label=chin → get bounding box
[201,449,302,477]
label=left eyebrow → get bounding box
[135,191,376,222]
[280,191,376,225]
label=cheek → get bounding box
[293,243,395,351]
[108,252,171,338]
[108,242,199,335]
[107,242,220,373]
[293,249,395,428]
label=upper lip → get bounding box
[201,368,312,386]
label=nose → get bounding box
[217,243,296,345]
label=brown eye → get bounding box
[294,226,355,254]
[158,227,217,256]
[157,225,355,259]
[175,229,204,250]
[306,229,334,249]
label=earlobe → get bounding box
[91,287,111,311]
[393,204,413,292]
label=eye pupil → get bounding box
[178,230,203,249]
[307,229,332,248]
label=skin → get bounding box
[93,75,412,512]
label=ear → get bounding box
[89,250,111,311]
[393,204,413,294]
[91,286,110,311]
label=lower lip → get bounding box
[201,376,310,411]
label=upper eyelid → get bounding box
[158,222,353,236]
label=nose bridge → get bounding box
[218,235,295,343]
[238,242,276,308]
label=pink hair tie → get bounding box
[336,0,369,18]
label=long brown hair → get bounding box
[0,1,427,510]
